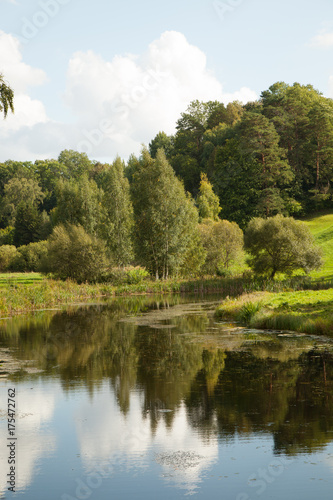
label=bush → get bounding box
[0,226,14,245]
[199,219,244,275]
[10,241,48,272]
[244,214,323,278]
[42,224,110,283]
[105,266,149,285]
[0,245,18,271]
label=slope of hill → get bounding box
[303,212,333,280]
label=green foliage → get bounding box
[106,266,149,285]
[196,173,221,221]
[13,202,43,247]
[244,214,323,278]
[43,224,110,283]
[149,131,174,159]
[131,148,200,279]
[0,226,14,245]
[238,111,294,216]
[98,157,134,265]
[179,229,206,277]
[10,241,48,272]
[0,74,14,118]
[57,150,93,178]
[53,175,102,236]
[0,245,18,271]
[237,301,263,323]
[199,219,244,275]
[1,176,44,226]
[34,159,69,212]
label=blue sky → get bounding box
[0,0,333,161]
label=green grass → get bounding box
[0,272,45,286]
[215,208,333,337]
[0,274,248,317]
[303,211,333,280]
[216,288,333,336]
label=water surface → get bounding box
[0,294,333,499]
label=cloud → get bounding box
[0,30,257,162]
[75,385,218,496]
[0,31,48,137]
[309,31,333,48]
[0,385,57,495]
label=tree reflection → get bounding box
[1,297,333,455]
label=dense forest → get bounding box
[0,81,331,280]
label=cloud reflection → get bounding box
[75,384,218,495]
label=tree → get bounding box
[0,74,14,118]
[212,136,262,228]
[244,215,322,278]
[98,157,134,266]
[199,219,243,274]
[307,101,333,202]
[207,101,243,129]
[13,202,42,247]
[196,173,221,221]
[149,131,174,159]
[58,150,93,178]
[171,100,222,194]
[238,111,295,216]
[1,176,45,226]
[34,159,69,213]
[0,245,18,271]
[53,175,102,236]
[44,224,109,283]
[131,148,199,279]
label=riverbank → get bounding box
[0,273,243,316]
[215,288,333,336]
[1,271,333,317]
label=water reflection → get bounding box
[0,382,57,496]
[0,295,333,498]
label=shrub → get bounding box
[244,214,323,278]
[0,245,18,271]
[105,266,149,285]
[43,224,110,283]
[0,226,14,245]
[237,301,263,323]
[199,219,243,275]
[10,241,48,272]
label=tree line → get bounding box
[0,80,326,281]
[153,81,333,226]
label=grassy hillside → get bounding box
[303,211,333,280]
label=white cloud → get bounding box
[0,384,57,495]
[0,31,46,92]
[75,385,218,496]
[0,31,48,138]
[0,30,257,161]
[309,31,333,48]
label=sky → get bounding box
[0,0,333,162]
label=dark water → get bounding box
[1,294,333,499]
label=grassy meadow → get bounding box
[215,211,333,336]
[303,211,333,280]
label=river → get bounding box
[0,294,333,499]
